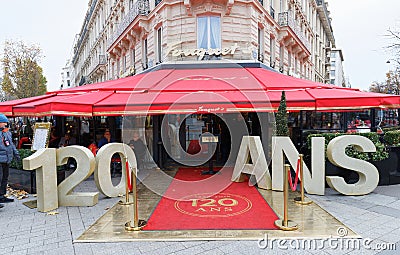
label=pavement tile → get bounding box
[13,240,44,252]
[173,245,206,255]
[368,206,400,218]
[1,177,400,255]
[0,247,13,255]
[386,200,400,210]
[27,243,59,253]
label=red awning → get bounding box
[3,64,400,117]
[0,94,56,116]
[307,89,400,110]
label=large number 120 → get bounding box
[23,143,137,212]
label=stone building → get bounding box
[70,0,336,86]
[330,48,345,87]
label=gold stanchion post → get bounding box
[294,154,313,205]
[119,158,134,206]
[275,164,298,231]
[124,165,147,231]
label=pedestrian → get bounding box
[128,132,146,170]
[0,113,20,206]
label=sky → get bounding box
[328,0,400,90]
[0,0,399,92]
[0,0,88,91]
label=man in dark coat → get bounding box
[0,114,20,207]
[129,132,146,171]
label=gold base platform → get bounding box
[76,169,359,242]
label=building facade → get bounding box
[60,59,74,90]
[70,0,337,86]
[329,48,345,87]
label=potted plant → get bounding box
[383,130,400,184]
[276,91,289,136]
[9,149,66,193]
[307,132,390,185]
[9,149,36,193]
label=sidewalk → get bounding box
[0,173,399,255]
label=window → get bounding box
[156,27,162,64]
[123,55,127,72]
[67,80,70,87]
[270,36,275,67]
[67,72,70,78]
[330,70,335,77]
[279,45,284,71]
[197,16,221,49]
[142,39,148,69]
[131,48,135,69]
[257,28,264,62]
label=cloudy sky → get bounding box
[0,0,399,92]
[0,0,88,91]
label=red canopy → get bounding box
[2,64,400,116]
[0,94,56,116]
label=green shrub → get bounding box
[10,149,35,169]
[382,126,400,133]
[383,130,400,146]
[307,132,388,161]
[276,91,289,136]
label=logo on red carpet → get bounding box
[174,193,252,217]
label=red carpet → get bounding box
[143,168,279,230]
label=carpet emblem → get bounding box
[174,192,252,218]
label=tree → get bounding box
[369,81,386,93]
[1,40,47,99]
[386,28,400,67]
[369,70,400,94]
[385,69,400,94]
[276,91,289,136]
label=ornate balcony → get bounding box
[278,11,311,53]
[88,55,107,79]
[107,0,150,49]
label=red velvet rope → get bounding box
[288,158,301,191]
[126,161,133,191]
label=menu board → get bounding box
[31,122,51,151]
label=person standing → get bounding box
[128,132,146,170]
[0,114,20,206]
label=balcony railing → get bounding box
[270,6,275,19]
[72,0,98,64]
[316,0,333,31]
[97,55,106,66]
[88,55,107,78]
[278,11,311,53]
[107,0,150,48]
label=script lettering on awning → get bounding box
[197,106,225,113]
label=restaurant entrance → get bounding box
[154,112,274,169]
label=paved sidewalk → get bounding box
[0,174,399,255]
